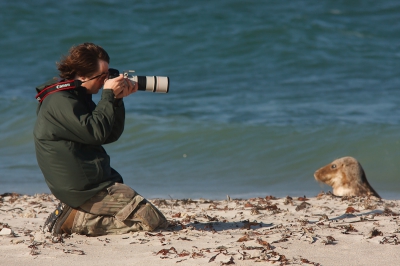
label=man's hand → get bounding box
[104,74,138,98]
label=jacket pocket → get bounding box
[76,144,110,184]
[81,158,104,183]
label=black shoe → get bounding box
[52,205,73,235]
[43,202,64,233]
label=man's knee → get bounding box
[131,201,168,231]
[71,194,168,236]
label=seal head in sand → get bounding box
[314,156,380,198]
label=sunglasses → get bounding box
[83,71,109,83]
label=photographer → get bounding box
[34,43,168,236]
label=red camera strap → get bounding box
[35,80,82,103]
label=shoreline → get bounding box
[1,192,399,265]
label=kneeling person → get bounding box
[34,43,167,236]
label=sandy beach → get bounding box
[0,191,399,266]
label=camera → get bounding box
[108,68,169,93]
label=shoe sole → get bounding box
[53,205,73,235]
[43,203,64,233]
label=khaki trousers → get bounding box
[71,183,168,236]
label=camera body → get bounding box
[108,68,169,93]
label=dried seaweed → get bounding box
[367,228,383,238]
[379,235,399,245]
[296,202,311,211]
[345,207,359,214]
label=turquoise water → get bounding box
[1,0,399,199]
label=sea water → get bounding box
[1,0,399,199]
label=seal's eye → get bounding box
[331,164,336,169]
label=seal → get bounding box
[314,156,380,198]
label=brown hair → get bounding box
[57,43,110,79]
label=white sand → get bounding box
[1,192,399,266]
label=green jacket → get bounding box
[34,82,125,208]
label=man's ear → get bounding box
[75,75,86,82]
